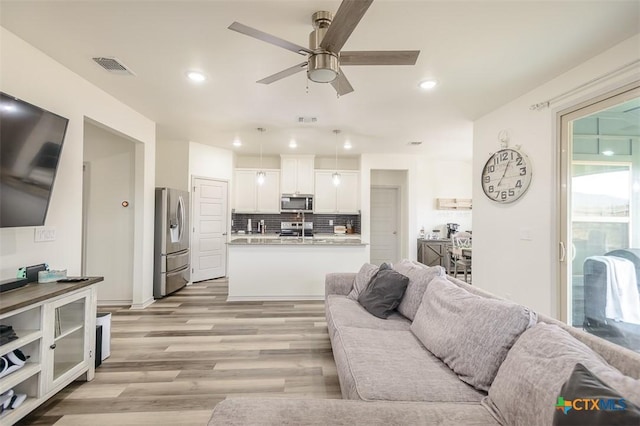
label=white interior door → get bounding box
[370,186,399,265]
[192,178,228,281]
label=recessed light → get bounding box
[408,141,423,146]
[289,139,297,148]
[602,150,614,156]
[419,80,437,90]
[187,71,206,83]
[232,138,242,147]
[343,141,352,150]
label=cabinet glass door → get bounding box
[52,298,85,382]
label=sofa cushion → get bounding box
[485,323,640,426]
[347,263,379,301]
[552,363,640,426]
[410,277,536,391]
[208,398,499,426]
[325,295,411,341]
[394,259,445,321]
[331,326,485,402]
[358,268,409,319]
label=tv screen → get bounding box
[0,92,69,228]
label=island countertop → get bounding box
[228,236,367,246]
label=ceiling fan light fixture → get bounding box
[308,53,338,83]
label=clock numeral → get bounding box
[516,157,523,166]
[515,180,522,188]
[488,165,495,173]
[501,191,507,200]
[508,189,515,196]
[519,167,527,176]
[510,151,515,160]
[483,176,490,183]
[488,185,494,193]
[500,152,508,161]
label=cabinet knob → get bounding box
[50,344,57,350]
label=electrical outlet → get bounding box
[329,219,334,226]
[34,227,56,242]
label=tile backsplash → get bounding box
[232,212,360,234]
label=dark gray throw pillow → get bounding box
[553,363,640,426]
[357,269,409,319]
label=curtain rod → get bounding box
[529,59,640,111]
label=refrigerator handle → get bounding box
[178,195,185,241]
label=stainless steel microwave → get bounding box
[281,194,313,212]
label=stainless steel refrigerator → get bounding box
[154,188,190,298]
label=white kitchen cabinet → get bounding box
[314,170,359,214]
[280,155,314,195]
[336,171,359,213]
[0,280,99,425]
[233,169,280,213]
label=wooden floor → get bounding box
[19,279,340,425]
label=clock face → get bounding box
[481,148,532,203]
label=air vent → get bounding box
[92,57,136,75]
[297,116,318,123]
[408,141,423,146]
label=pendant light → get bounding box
[256,127,266,185]
[332,129,341,186]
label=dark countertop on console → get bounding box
[0,277,103,315]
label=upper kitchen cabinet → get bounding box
[234,169,280,213]
[280,155,314,195]
[314,170,359,214]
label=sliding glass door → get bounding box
[559,84,640,352]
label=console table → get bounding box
[417,239,451,273]
[0,277,102,425]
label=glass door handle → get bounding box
[559,241,566,262]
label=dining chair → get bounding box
[451,231,472,283]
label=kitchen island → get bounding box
[227,235,368,300]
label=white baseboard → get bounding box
[129,297,155,310]
[226,295,325,302]
[97,299,131,307]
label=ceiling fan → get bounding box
[228,0,420,95]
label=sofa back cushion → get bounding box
[394,260,445,321]
[410,277,536,391]
[485,323,640,426]
[347,263,379,301]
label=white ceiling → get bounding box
[1,1,638,160]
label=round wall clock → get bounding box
[481,148,532,203]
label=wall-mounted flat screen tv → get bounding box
[0,92,69,228]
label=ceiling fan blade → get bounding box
[228,22,312,55]
[257,62,308,84]
[340,50,420,66]
[331,69,354,96]
[319,0,373,54]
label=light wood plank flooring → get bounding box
[18,278,340,425]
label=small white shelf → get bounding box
[0,330,42,357]
[0,363,41,394]
[0,396,41,425]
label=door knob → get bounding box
[50,344,56,350]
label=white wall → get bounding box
[361,154,473,262]
[473,34,640,318]
[189,142,234,182]
[84,123,134,304]
[156,139,189,191]
[0,27,156,308]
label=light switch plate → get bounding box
[34,227,56,242]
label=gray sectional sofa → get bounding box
[209,260,640,425]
